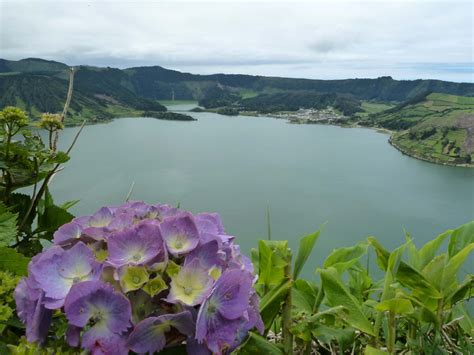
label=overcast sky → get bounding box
[1,0,472,82]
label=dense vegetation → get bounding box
[358,93,474,165]
[141,111,196,121]
[0,60,166,124]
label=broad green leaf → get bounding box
[440,243,474,291]
[323,242,368,273]
[404,230,419,269]
[418,229,451,270]
[319,267,375,336]
[232,332,284,355]
[364,345,389,355]
[0,247,30,275]
[311,325,355,350]
[448,221,474,258]
[421,254,447,290]
[292,279,318,314]
[259,279,292,330]
[375,298,414,315]
[293,230,320,279]
[257,240,289,294]
[448,275,474,305]
[0,202,18,247]
[368,237,441,298]
[37,204,74,239]
[453,303,474,337]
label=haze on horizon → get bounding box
[0,0,472,83]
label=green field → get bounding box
[376,93,474,166]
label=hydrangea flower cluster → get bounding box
[15,202,263,354]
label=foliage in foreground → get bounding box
[234,221,474,355]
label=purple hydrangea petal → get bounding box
[14,282,53,345]
[82,327,128,355]
[212,269,253,320]
[195,269,260,352]
[31,242,102,306]
[160,213,200,255]
[194,213,225,235]
[89,207,113,228]
[185,240,223,270]
[64,281,131,335]
[53,221,83,246]
[186,338,212,355]
[127,311,194,354]
[66,325,81,347]
[107,221,164,267]
[167,259,213,306]
[155,203,181,219]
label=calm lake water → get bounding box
[50,103,474,278]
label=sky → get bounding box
[0,0,473,82]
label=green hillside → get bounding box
[364,93,474,166]
[0,60,166,124]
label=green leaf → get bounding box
[256,240,289,295]
[453,303,474,337]
[259,279,292,330]
[292,279,318,314]
[448,221,474,258]
[311,325,355,350]
[368,237,441,298]
[375,298,414,315]
[0,202,18,247]
[293,230,320,279]
[232,332,284,355]
[319,267,375,336]
[364,345,389,355]
[48,151,70,164]
[37,205,74,239]
[440,243,474,291]
[418,230,451,270]
[323,242,368,273]
[448,275,474,305]
[0,247,30,275]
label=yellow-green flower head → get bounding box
[39,113,64,131]
[167,259,213,306]
[0,106,29,127]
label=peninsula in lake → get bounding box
[1,58,473,166]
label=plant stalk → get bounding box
[282,255,293,355]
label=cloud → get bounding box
[0,0,472,82]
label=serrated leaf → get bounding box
[0,202,18,247]
[293,230,320,279]
[0,247,30,275]
[319,267,375,336]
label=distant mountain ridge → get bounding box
[0,58,473,124]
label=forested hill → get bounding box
[1,58,473,123]
[0,59,166,124]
